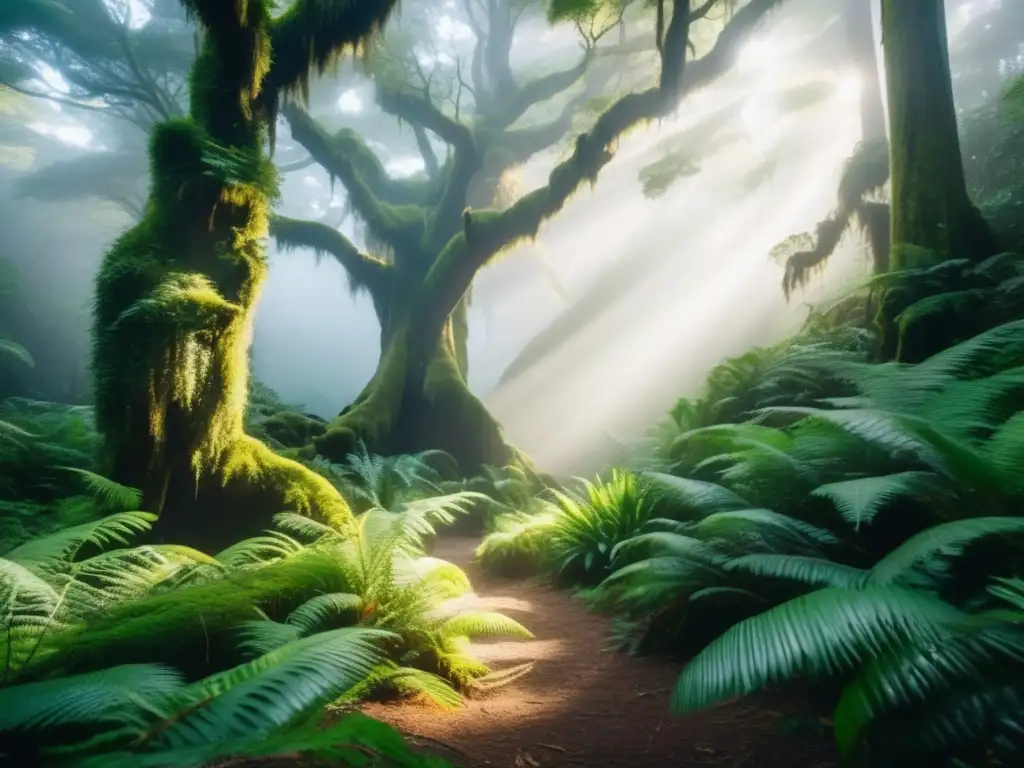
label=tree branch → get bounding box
[282,103,427,255]
[262,0,401,102]
[269,215,392,299]
[281,101,434,205]
[413,124,441,177]
[500,49,595,128]
[418,0,785,352]
[375,85,474,152]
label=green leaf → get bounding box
[286,592,364,634]
[644,473,751,515]
[726,553,868,589]
[0,664,184,734]
[4,511,156,564]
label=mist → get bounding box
[0,0,1012,473]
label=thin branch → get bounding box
[413,124,441,177]
[500,50,595,128]
[277,155,317,173]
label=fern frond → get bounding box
[0,664,184,734]
[4,512,156,565]
[672,587,963,713]
[811,472,944,530]
[154,627,393,748]
[286,592,364,635]
[58,468,142,512]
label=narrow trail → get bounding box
[363,537,837,768]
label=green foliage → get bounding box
[0,646,448,767]
[580,317,1024,764]
[476,469,654,585]
[1,457,528,720]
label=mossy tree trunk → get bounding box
[91,0,400,551]
[276,0,784,474]
[877,0,999,359]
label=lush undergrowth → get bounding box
[474,250,1024,767]
[0,415,536,766]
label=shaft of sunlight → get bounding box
[481,66,865,474]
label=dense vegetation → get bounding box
[1,0,1023,766]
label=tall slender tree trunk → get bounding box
[877,0,999,361]
[881,0,995,261]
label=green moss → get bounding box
[220,436,352,532]
[260,410,326,448]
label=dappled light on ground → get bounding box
[362,538,836,768]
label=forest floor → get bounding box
[361,536,838,768]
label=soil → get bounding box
[361,536,838,768]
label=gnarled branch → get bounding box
[270,214,392,299]
[283,103,430,255]
[375,85,474,152]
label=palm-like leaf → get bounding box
[867,516,1024,586]
[671,587,963,713]
[811,472,945,530]
[726,553,868,589]
[832,622,1024,759]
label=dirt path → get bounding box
[363,537,837,768]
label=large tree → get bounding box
[272,0,786,472]
[85,0,402,549]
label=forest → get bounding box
[0,0,1022,766]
